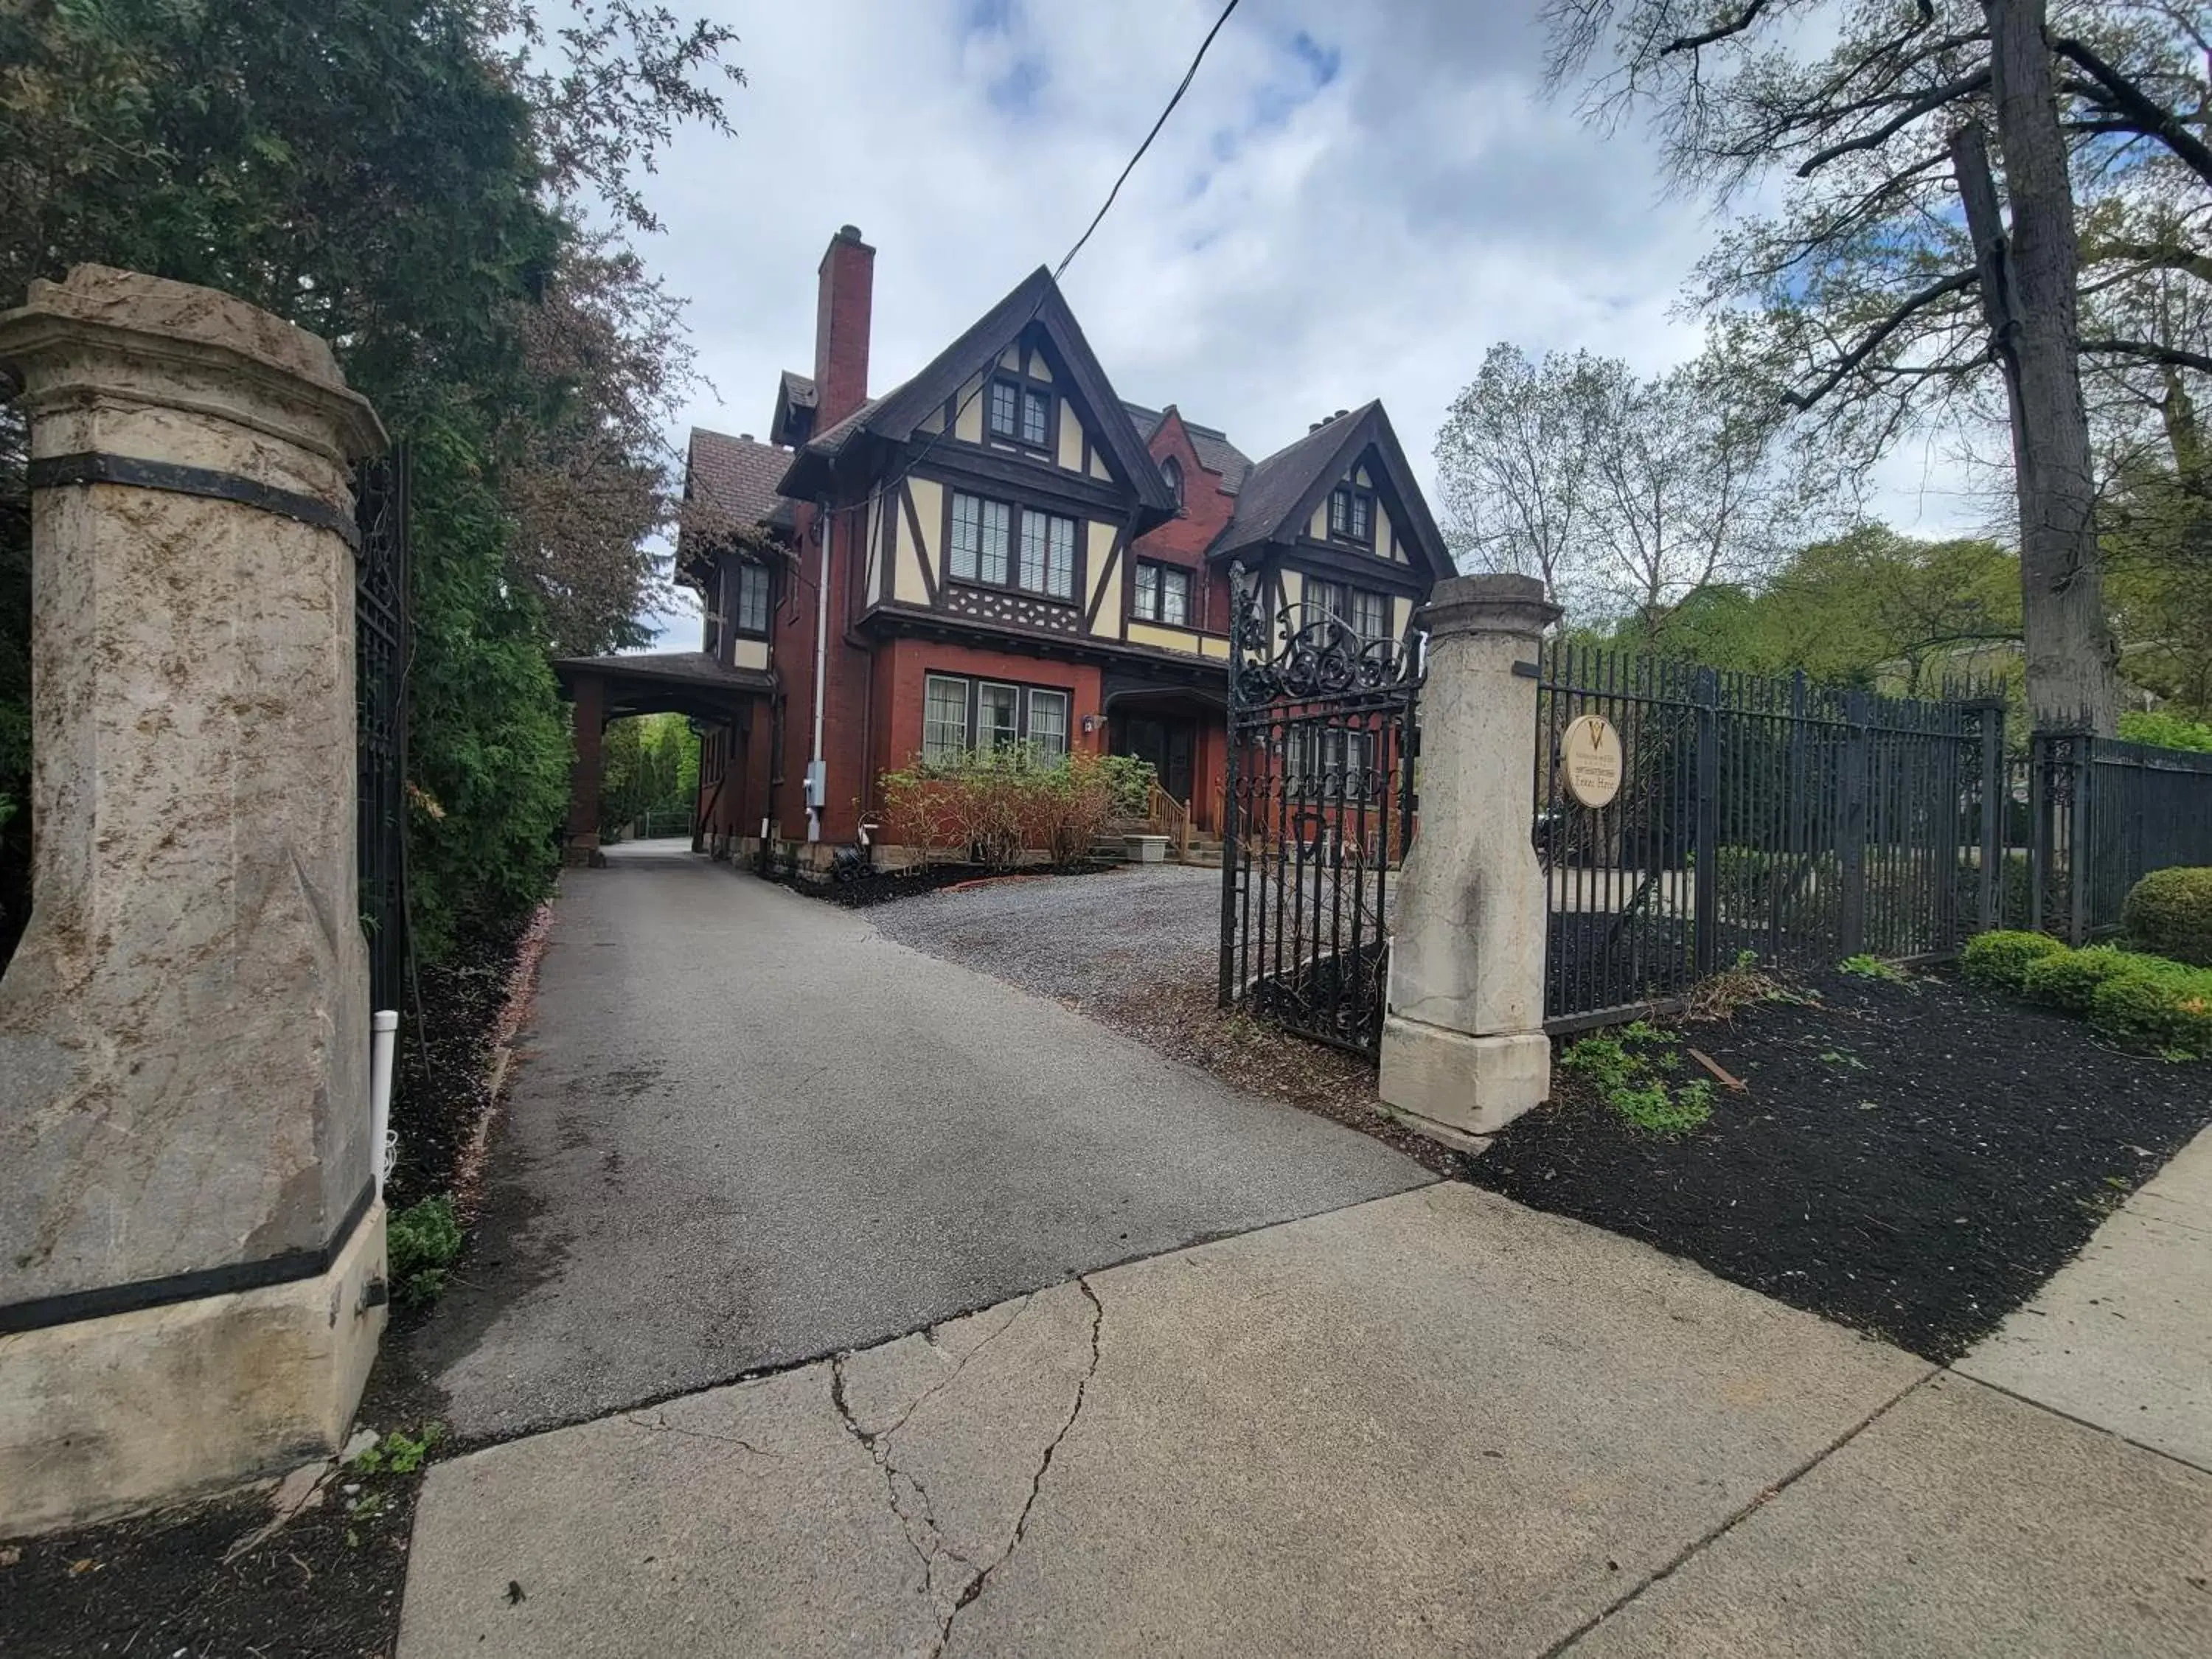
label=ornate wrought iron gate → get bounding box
[1217,566,1422,1059]
[354,448,411,1014]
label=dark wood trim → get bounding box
[917,446,1127,518]
[901,481,936,604]
[1284,540,1430,597]
[1085,521,1127,633]
[860,599,1230,684]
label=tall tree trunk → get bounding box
[1976,0,2121,731]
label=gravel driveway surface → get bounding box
[867,863,1220,1009]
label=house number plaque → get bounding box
[1562,714,1623,810]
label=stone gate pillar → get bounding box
[1380,574,1561,1150]
[0,267,389,1536]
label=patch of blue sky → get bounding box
[987,54,1048,116]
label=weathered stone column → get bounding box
[0,267,389,1536]
[1380,574,1561,1150]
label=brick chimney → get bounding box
[813,224,874,429]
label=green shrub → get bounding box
[1961,929,2068,991]
[2020,946,2143,1015]
[880,748,1155,870]
[2121,867,2212,967]
[2089,957,2212,1057]
[2118,709,2212,752]
[388,1194,464,1307]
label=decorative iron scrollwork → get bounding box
[1226,561,1422,709]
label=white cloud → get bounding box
[630,0,1983,646]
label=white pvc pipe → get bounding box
[808,504,830,842]
[370,1009,399,1202]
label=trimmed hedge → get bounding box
[1960,929,2069,992]
[2089,957,2212,1057]
[2121,867,2212,967]
[2021,945,2138,1015]
[1964,929,2212,1058]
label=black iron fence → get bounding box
[1536,644,2212,1029]
[1219,571,1421,1059]
[2000,732,2212,942]
[1536,645,2000,1029]
[355,448,410,1015]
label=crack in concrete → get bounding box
[619,1410,779,1459]
[828,1281,1107,1659]
[935,1276,1106,1655]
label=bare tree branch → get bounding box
[2052,34,2212,191]
[2081,335,2212,375]
[1797,69,1989,175]
[1662,0,1773,58]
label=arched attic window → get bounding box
[1161,455,1184,511]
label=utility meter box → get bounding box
[803,760,827,808]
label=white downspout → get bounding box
[369,1009,398,1202]
[807,502,830,842]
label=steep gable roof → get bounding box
[685,428,796,540]
[776,268,1175,516]
[1209,401,1453,581]
[768,371,817,447]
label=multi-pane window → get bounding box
[1161,456,1183,510]
[1019,511,1077,600]
[1026,689,1068,757]
[978,682,1020,751]
[949,491,1012,585]
[987,380,1051,448]
[1290,724,1380,799]
[1351,588,1391,641]
[919,673,1074,762]
[731,561,771,635]
[1133,560,1191,625]
[923,674,969,764]
[1304,580,1347,627]
[950,490,1075,601]
[1329,485,1374,543]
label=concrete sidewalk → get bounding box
[1957,1121,2212,1472]
[397,1184,2212,1658]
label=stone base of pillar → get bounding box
[1378,1016,1551,1141]
[561,835,606,869]
[0,1204,388,1540]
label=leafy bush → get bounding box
[2118,709,2212,753]
[1840,953,1909,984]
[1960,929,2068,991]
[2020,946,2140,1015]
[2121,867,2212,967]
[2088,957,2212,1058]
[347,1422,446,1477]
[387,1194,463,1307]
[880,748,1155,870]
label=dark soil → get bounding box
[0,1351,447,1659]
[386,911,532,1209]
[770,858,1118,908]
[1099,980,1468,1179]
[1470,967,2212,1361]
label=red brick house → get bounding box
[569,224,1453,866]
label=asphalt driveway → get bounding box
[407,843,1428,1439]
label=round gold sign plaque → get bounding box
[1562,714,1624,810]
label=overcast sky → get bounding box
[631,0,1978,646]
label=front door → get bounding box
[1116,714,1195,805]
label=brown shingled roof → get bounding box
[685,427,796,543]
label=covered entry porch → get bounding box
[1102,674,1228,835]
[552,650,773,865]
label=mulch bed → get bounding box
[768,858,1117,909]
[1469,967,2212,1361]
[0,916,544,1658]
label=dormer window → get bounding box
[987,379,1051,450]
[1162,456,1184,511]
[1329,485,1374,544]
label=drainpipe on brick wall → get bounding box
[807,500,831,842]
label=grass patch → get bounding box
[1559,1020,1717,1135]
[1840,953,1910,984]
